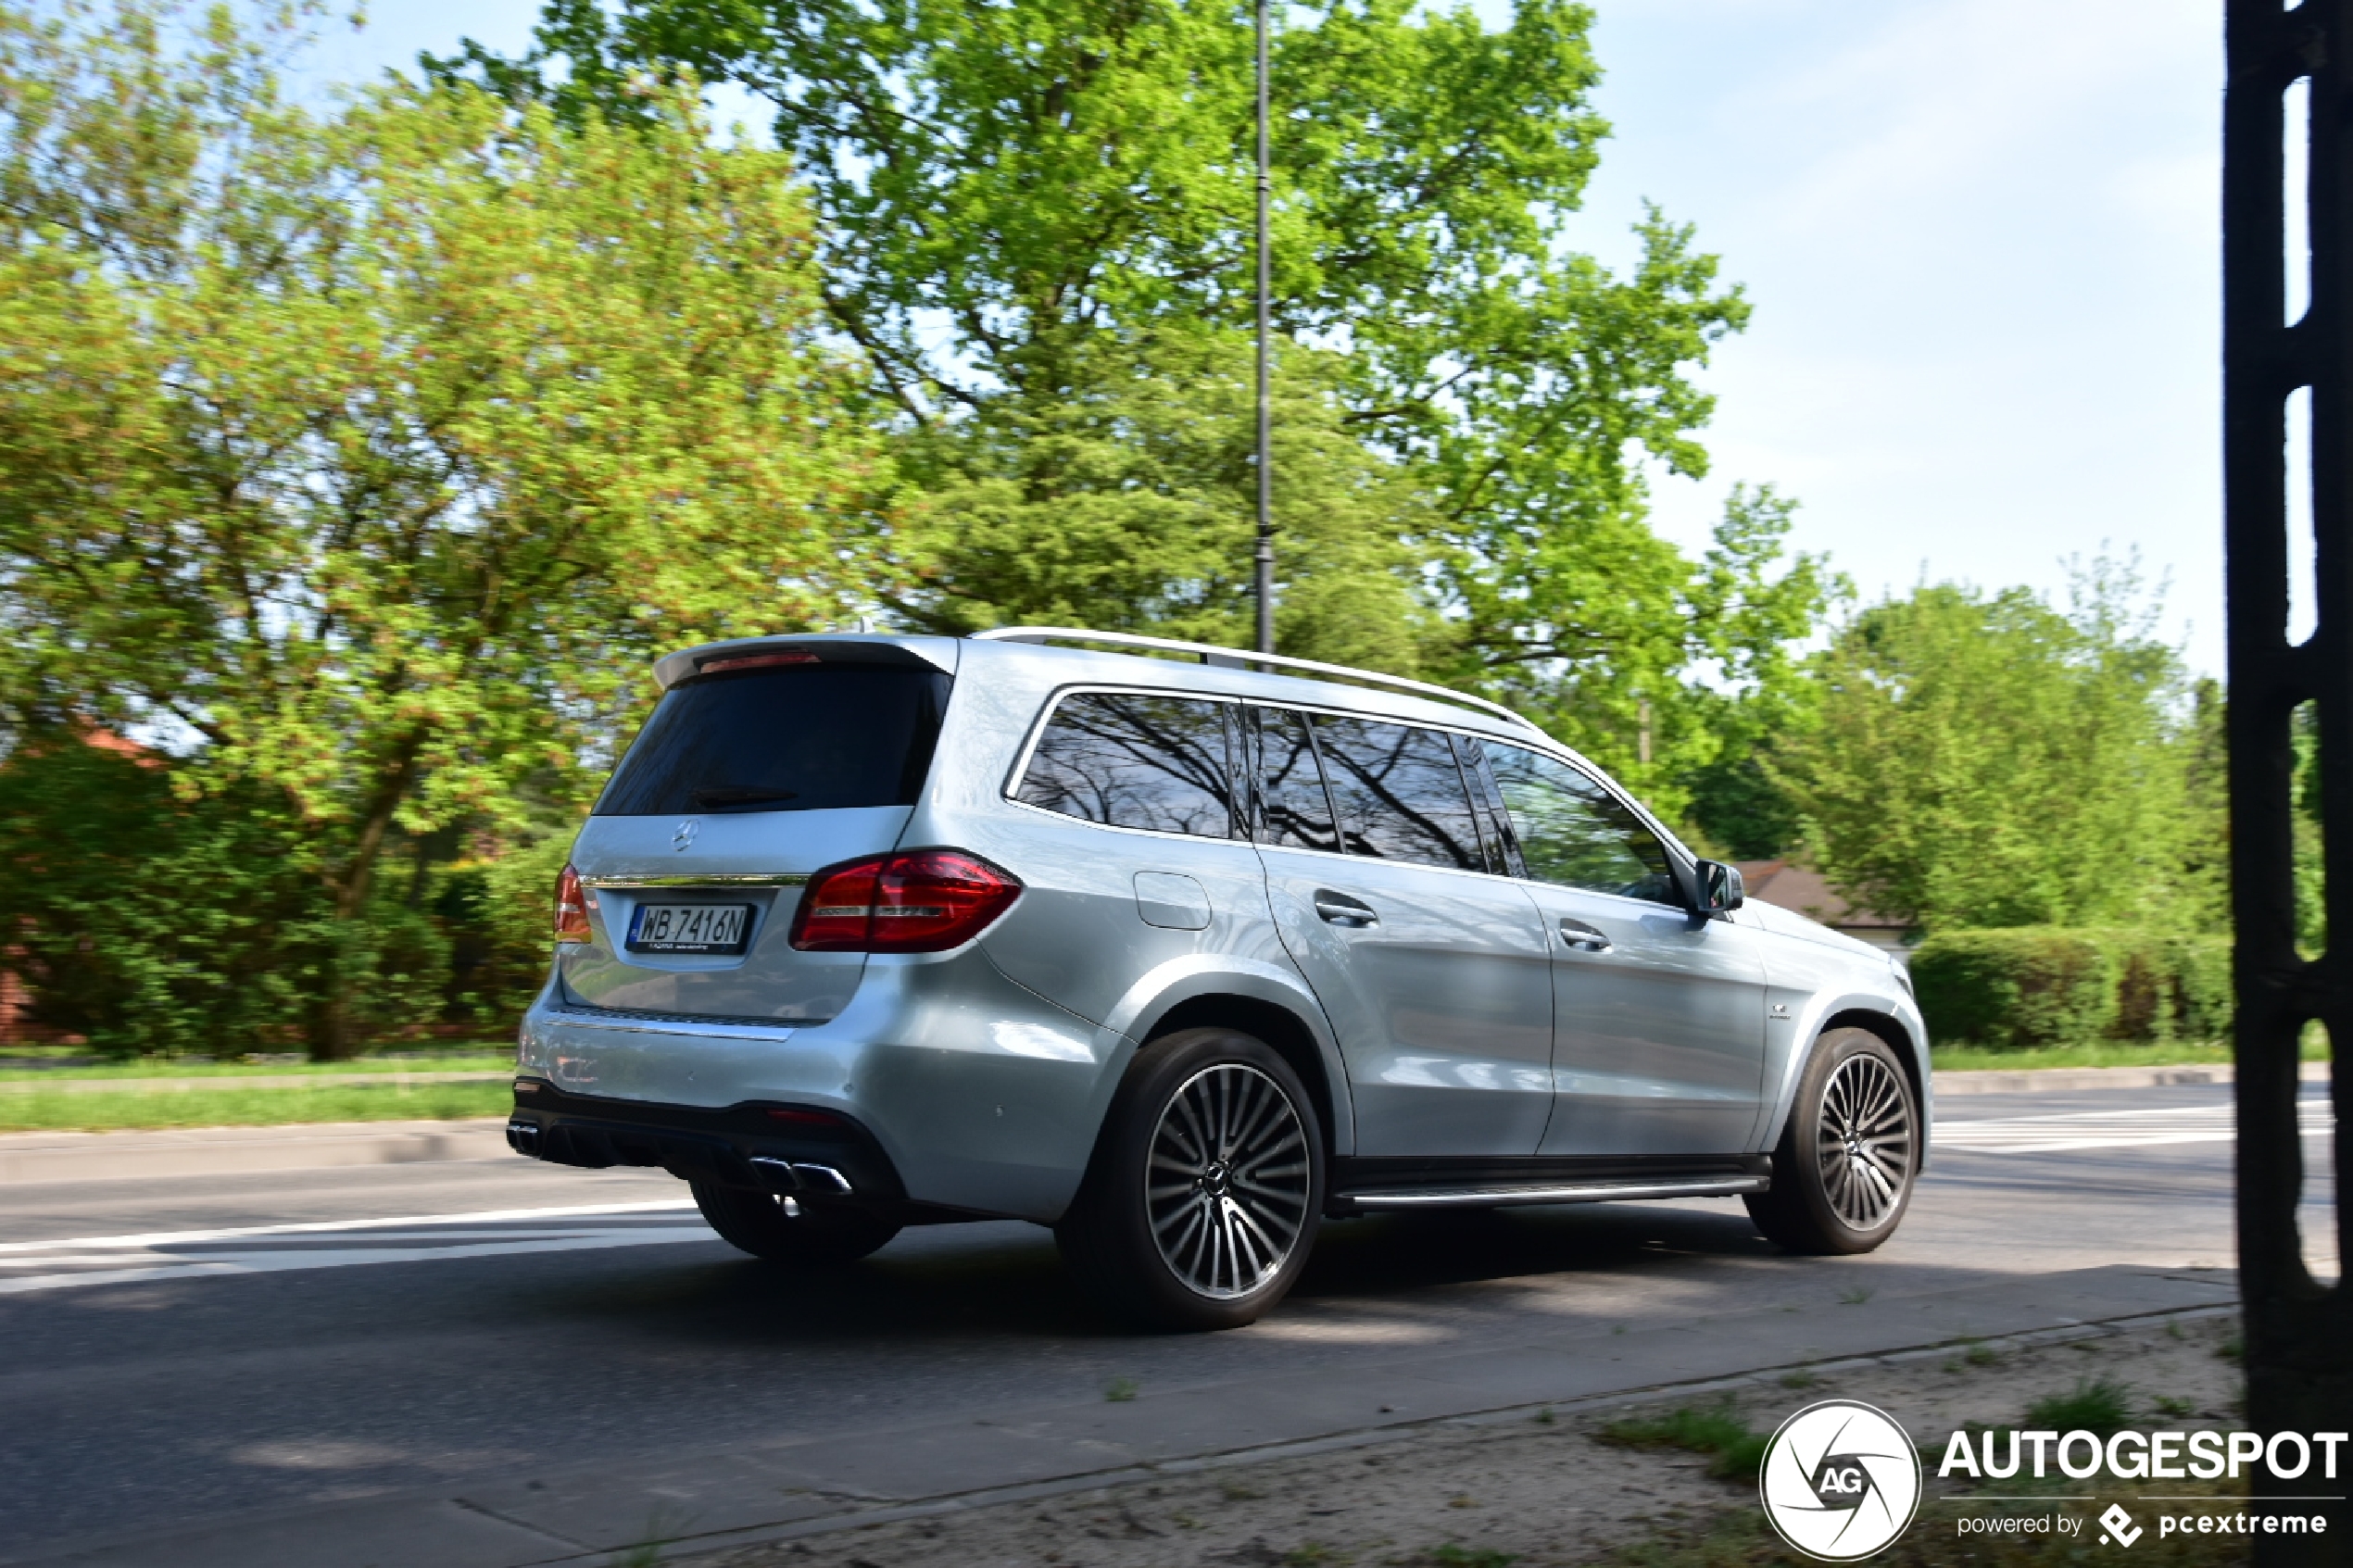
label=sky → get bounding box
[305,0,2233,671]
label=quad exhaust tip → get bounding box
[750,1156,854,1195]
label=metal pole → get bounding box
[2221,2,2351,1556]
[1252,0,1274,658]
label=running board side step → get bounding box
[1338,1174,1769,1211]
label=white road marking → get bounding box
[0,1201,711,1297]
[1938,1101,2334,1155]
[0,1199,697,1256]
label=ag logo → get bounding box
[2099,1504,2143,1548]
[672,819,699,853]
[1759,1400,1922,1561]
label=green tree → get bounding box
[0,729,329,1056]
[0,2,886,1055]
[441,0,1836,805]
[887,324,1442,672]
[1776,564,2210,933]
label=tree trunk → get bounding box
[2222,4,2352,1561]
[304,738,425,1062]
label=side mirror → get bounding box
[1696,859,1744,913]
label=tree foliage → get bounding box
[440,0,1836,815]
[1775,565,2218,933]
[0,2,881,1053]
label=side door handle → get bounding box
[1557,918,1612,953]
[1313,891,1378,928]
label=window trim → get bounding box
[1002,685,1248,842]
[1477,736,1686,908]
[1002,684,1698,899]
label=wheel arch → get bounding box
[1137,992,1346,1160]
[1821,1009,1924,1129]
[1761,1004,1931,1161]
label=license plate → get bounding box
[626,903,753,955]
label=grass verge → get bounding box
[1931,1040,2226,1073]
[1929,1028,2330,1074]
[1598,1402,1772,1482]
[0,1079,511,1132]
[0,1051,511,1082]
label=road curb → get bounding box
[0,1119,511,1185]
[1933,1060,2328,1096]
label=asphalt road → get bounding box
[0,1080,2333,1560]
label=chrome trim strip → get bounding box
[583,874,809,889]
[1344,1175,1768,1210]
[539,1005,804,1041]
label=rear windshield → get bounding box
[593,664,951,816]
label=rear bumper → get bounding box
[506,1079,909,1205]
[517,949,1133,1223]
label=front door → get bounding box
[1479,742,1770,1157]
[1250,709,1554,1157]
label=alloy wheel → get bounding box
[1814,1053,1914,1230]
[1146,1063,1313,1299]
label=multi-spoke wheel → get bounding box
[1058,1028,1325,1330]
[1146,1064,1314,1299]
[1814,1051,1914,1230]
[1744,1027,1919,1255]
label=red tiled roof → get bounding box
[1731,860,1908,931]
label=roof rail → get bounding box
[968,625,1545,736]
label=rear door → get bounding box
[1251,709,1554,1157]
[1476,742,1769,1156]
[560,653,951,1022]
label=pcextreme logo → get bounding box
[1759,1400,1924,1561]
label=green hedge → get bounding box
[1908,927,2232,1051]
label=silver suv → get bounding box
[510,629,1930,1329]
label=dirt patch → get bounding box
[676,1312,2246,1568]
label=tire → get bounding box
[1056,1027,1325,1331]
[1743,1027,1919,1255]
[690,1181,901,1264]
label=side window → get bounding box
[1486,744,1680,905]
[1313,717,1487,872]
[1014,692,1236,838]
[1252,708,1341,853]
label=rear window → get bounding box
[593,665,951,816]
[1014,692,1237,838]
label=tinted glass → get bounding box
[1254,709,1340,852]
[1015,693,1236,837]
[1487,744,1678,904]
[1313,717,1486,872]
[594,665,950,816]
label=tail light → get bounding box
[554,863,593,944]
[789,849,1022,953]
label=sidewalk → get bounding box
[5,1263,2239,1568]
